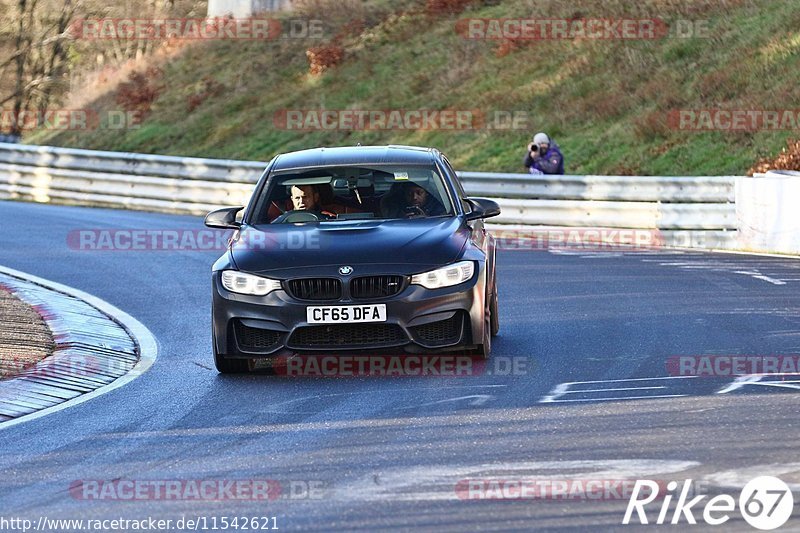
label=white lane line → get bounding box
[701,249,800,260]
[718,374,800,394]
[539,382,571,403]
[0,265,158,430]
[561,386,666,394]
[545,394,688,403]
[733,270,787,285]
[394,395,494,409]
[540,376,697,403]
[561,376,697,385]
[647,258,793,285]
[717,375,762,394]
[264,386,508,411]
[753,381,800,389]
[546,250,640,258]
[704,463,800,492]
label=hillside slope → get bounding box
[30,0,800,175]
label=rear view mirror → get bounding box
[204,206,244,229]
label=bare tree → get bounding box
[0,0,207,136]
[0,0,78,135]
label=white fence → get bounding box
[737,170,800,254]
[208,0,293,17]
[0,142,756,251]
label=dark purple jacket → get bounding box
[523,141,565,174]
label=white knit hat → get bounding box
[533,132,550,145]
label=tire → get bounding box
[213,333,249,373]
[488,246,499,337]
[473,324,491,359]
[490,282,500,337]
[473,289,493,360]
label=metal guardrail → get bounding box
[458,172,735,203]
[0,143,263,214]
[0,143,739,240]
[491,198,734,230]
[0,143,264,182]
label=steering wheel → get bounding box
[275,210,338,223]
[281,210,320,223]
[404,205,426,218]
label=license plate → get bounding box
[306,304,387,324]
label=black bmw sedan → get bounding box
[205,145,500,373]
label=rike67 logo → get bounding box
[623,477,794,530]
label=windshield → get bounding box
[250,165,455,224]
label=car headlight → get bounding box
[411,261,475,290]
[221,271,282,296]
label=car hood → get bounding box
[230,217,470,276]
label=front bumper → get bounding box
[212,267,486,359]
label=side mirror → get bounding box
[204,206,244,229]
[464,198,501,221]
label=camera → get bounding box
[531,143,540,152]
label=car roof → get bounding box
[271,145,439,171]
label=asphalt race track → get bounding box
[1,200,799,531]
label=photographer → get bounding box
[523,132,564,175]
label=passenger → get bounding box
[381,182,445,218]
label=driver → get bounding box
[290,185,321,211]
[271,184,336,223]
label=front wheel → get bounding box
[490,283,499,337]
[473,289,493,360]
